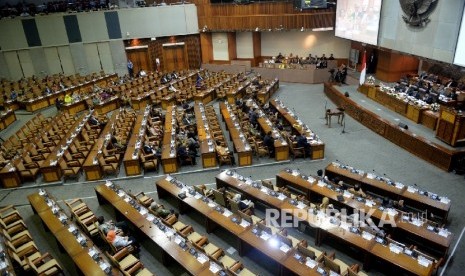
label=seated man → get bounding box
[296,134,311,157]
[231,193,254,210]
[149,202,174,219]
[348,184,367,198]
[263,131,275,158]
[177,143,196,165]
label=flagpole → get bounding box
[359,50,367,86]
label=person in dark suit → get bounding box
[178,144,196,165]
[296,134,311,157]
[263,131,275,158]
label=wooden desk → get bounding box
[194,88,215,105]
[161,95,176,110]
[156,178,246,236]
[421,110,439,131]
[161,106,178,174]
[156,178,314,276]
[62,99,88,115]
[82,111,121,180]
[270,99,325,159]
[324,163,451,222]
[94,96,119,114]
[368,243,433,276]
[406,104,426,124]
[219,102,253,166]
[28,192,120,276]
[194,103,217,168]
[325,108,345,127]
[123,112,146,176]
[256,79,279,105]
[0,109,16,131]
[436,107,465,147]
[0,162,21,188]
[24,96,50,112]
[40,112,90,182]
[94,184,217,276]
[254,103,289,161]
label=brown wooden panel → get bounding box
[200,32,213,63]
[126,49,150,73]
[227,32,237,60]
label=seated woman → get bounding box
[106,230,140,253]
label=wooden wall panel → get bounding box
[376,50,419,82]
[200,32,213,63]
[168,0,337,31]
[227,32,237,61]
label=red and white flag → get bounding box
[359,50,367,85]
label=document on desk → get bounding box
[418,256,432,267]
[194,193,203,200]
[99,261,110,272]
[280,244,291,253]
[277,193,286,201]
[197,253,209,264]
[439,229,450,238]
[139,207,148,216]
[305,259,317,268]
[209,262,222,273]
[362,231,374,241]
[260,232,270,241]
[68,225,77,233]
[222,209,232,217]
[240,220,250,228]
[296,202,307,209]
[146,214,155,222]
[317,181,326,187]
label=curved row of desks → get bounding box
[324,83,465,171]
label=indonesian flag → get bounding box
[359,50,367,85]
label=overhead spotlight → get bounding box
[300,27,304,32]
[202,25,208,32]
[255,27,259,32]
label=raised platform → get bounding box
[324,83,465,171]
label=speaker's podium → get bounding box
[436,107,465,147]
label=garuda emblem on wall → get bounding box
[399,0,439,27]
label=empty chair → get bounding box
[133,192,154,207]
[228,262,256,276]
[211,248,238,269]
[213,189,227,207]
[98,156,119,177]
[59,159,81,182]
[8,246,41,272]
[27,252,62,276]
[15,162,40,183]
[106,247,140,274]
[140,155,158,173]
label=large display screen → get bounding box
[335,0,382,45]
[454,10,465,67]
